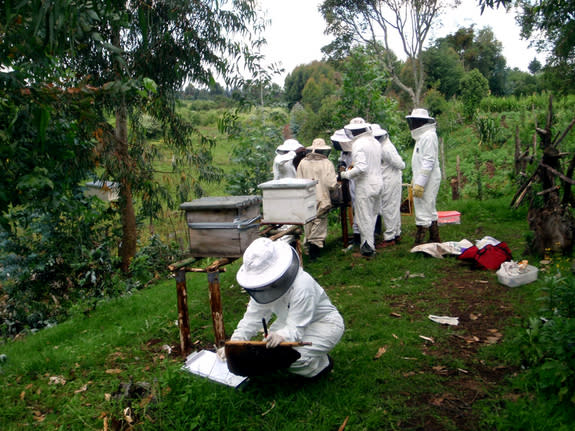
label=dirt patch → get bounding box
[390,264,519,430]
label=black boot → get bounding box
[374,216,383,242]
[353,233,361,246]
[308,244,321,261]
[414,226,428,246]
[429,220,441,243]
[360,241,376,257]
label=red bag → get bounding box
[458,242,512,270]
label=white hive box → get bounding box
[258,178,318,224]
[180,196,261,258]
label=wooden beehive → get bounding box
[180,196,261,258]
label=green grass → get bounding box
[0,197,549,430]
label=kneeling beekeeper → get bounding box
[221,237,345,379]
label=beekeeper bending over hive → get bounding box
[226,237,345,379]
[406,108,441,245]
[339,118,383,257]
[273,139,305,180]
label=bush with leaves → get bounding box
[223,108,287,195]
[460,69,490,120]
[0,193,125,336]
[504,266,575,427]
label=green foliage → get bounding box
[518,0,575,66]
[223,108,287,195]
[338,45,390,122]
[423,88,448,117]
[460,69,490,119]
[517,0,575,95]
[474,114,503,148]
[0,194,122,336]
[423,44,465,99]
[284,61,340,109]
[479,95,520,113]
[501,265,575,427]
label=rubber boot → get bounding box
[374,216,383,243]
[360,241,376,257]
[308,244,321,261]
[429,220,441,243]
[353,233,361,246]
[414,226,428,246]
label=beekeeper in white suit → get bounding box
[273,139,304,180]
[372,124,405,248]
[227,238,345,379]
[406,108,441,245]
[339,118,383,257]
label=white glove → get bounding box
[216,346,226,361]
[265,332,285,348]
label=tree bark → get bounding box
[115,99,138,274]
[112,25,137,274]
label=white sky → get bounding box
[258,0,545,86]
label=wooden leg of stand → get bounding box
[207,271,226,347]
[340,205,349,248]
[175,269,191,357]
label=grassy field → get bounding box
[1,196,553,430]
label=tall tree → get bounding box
[435,26,507,95]
[517,0,575,93]
[0,1,107,223]
[284,61,340,109]
[3,0,264,272]
[320,0,459,107]
[423,42,465,99]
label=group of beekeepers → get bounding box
[217,108,442,381]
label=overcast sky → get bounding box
[258,0,545,86]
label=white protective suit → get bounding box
[340,132,384,251]
[273,151,297,180]
[231,268,345,378]
[296,152,338,248]
[411,123,441,227]
[379,136,405,241]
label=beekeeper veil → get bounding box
[236,238,300,304]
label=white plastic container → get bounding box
[258,178,318,224]
[496,264,539,287]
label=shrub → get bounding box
[460,69,490,120]
[504,267,575,426]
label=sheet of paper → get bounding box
[182,350,247,388]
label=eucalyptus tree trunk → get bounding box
[112,26,137,274]
[115,98,138,273]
